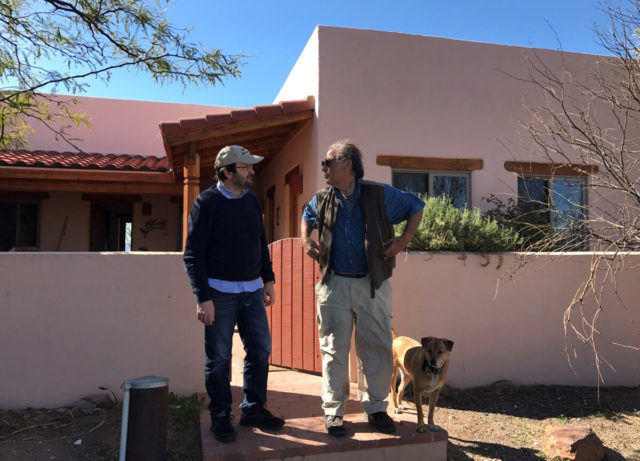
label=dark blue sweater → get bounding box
[183,186,275,303]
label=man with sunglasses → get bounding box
[183,145,284,443]
[301,140,424,437]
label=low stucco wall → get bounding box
[1,251,638,409]
[0,252,201,409]
[392,252,640,388]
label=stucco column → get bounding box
[182,150,200,249]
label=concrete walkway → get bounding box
[199,333,447,460]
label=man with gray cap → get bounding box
[183,145,284,443]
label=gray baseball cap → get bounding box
[215,145,264,168]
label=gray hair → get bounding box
[329,139,364,179]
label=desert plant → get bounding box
[396,195,521,252]
[482,194,552,250]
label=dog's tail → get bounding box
[391,328,398,339]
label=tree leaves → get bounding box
[0,0,242,148]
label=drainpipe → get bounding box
[118,384,131,461]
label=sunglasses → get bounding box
[321,157,346,168]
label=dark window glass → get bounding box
[517,176,586,248]
[393,172,469,208]
[552,178,585,230]
[0,202,39,251]
[0,203,18,251]
[392,172,428,194]
[517,178,550,220]
[433,175,467,209]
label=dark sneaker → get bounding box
[239,406,285,431]
[210,413,237,443]
[367,411,396,434]
[325,415,346,437]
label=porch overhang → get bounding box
[0,150,180,194]
[159,97,315,181]
[159,96,314,249]
[0,166,180,194]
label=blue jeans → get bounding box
[204,288,272,417]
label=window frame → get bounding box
[517,174,588,237]
[392,169,472,208]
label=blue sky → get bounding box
[83,0,610,108]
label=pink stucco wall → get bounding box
[131,196,181,251]
[26,95,235,156]
[256,29,320,241]
[273,26,619,220]
[392,252,640,388]
[0,253,202,409]
[1,251,638,409]
[39,192,90,251]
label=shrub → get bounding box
[481,194,585,251]
[396,195,521,252]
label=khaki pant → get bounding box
[315,274,392,416]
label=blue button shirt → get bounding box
[208,182,263,293]
[302,179,424,273]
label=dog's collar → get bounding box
[422,359,444,375]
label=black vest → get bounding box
[316,180,395,297]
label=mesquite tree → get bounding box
[0,0,241,148]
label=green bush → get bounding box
[396,195,521,252]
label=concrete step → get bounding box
[200,369,447,460]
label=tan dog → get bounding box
[391,331,454,432]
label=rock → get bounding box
[81,392,115,405]
[544,425,605,461]
[71,391,117,413]
[71,398,97,413]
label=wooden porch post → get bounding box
[182,143,200,249]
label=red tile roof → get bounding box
[0,150,169,172]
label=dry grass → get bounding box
[431,382,640,460]
[1,384,638,460]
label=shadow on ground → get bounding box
[433,382,640,420]
[447,437,628,461]
[448,436,546,461]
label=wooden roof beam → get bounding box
[377,155,483,171]
[164,110,313,147]
[0,166,177,184]
[0,178,181,194]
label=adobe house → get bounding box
[0,97,313,251]
[0,26,623,252]
[2,27,639,410]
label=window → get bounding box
[0,201,40,251]
[392,171,470,208]
[517,176,587,248]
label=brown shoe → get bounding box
[325,415,347,437]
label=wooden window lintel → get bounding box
[377,155,483,171]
